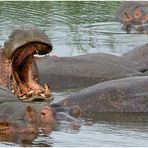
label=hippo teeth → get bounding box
[14,83,53,101]
[26,90,34,97]
[15,83,53,101]
[9,43,53,102]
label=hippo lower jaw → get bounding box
[9,42,53,102]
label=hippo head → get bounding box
[4,28,53,102]
[115,2,148,33]
[25,105,56,135]
[123,6,145,27]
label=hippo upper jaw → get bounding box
[8,42,54,102]
[2,28,54,102]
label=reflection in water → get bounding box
[84,112,148,125]
[0,1,148,147]
[33,121,81,147]
[0,133,38,146]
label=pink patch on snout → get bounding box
[134,8,142,18]
[39,106,55,124]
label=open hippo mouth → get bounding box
[4,29,53,102]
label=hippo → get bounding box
[115,1,148,33]
[0,28,53,102]
[0,101,81,142]
[37,53,145,91]
[0,100,55,143]
[58,76,148,115]
[122,43,148,72]
[0,102,55,134]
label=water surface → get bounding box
[0,1,147,56]
[0,1,148,147]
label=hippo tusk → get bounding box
[44,83,51,98]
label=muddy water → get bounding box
[0,1,148,147]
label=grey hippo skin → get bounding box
[122,43,148,72]
[115,1,148,33]
[0,86,18,103]
[59,76,148,114]
[37,53,144,91]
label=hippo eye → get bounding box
[41,112,46,116]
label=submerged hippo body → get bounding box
[115,1,148,33]
[37,53,144,91]
[122,43,148,72]
[59,76,148,114]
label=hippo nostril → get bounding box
[41,112,46,116]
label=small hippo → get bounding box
[115,1,148,33]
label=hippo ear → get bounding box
[25,106,36,122]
